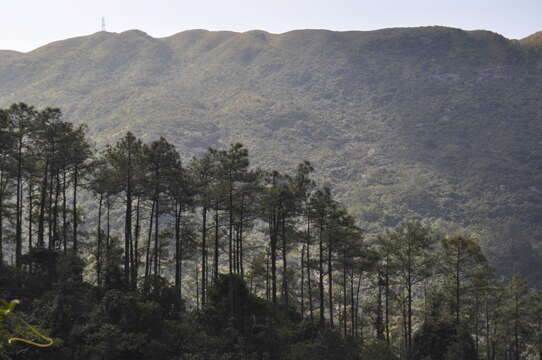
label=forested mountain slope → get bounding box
[1,26,542,278]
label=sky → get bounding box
[1,0,541,52]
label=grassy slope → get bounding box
[1,26,542,276]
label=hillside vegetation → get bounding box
[1,26,542,280]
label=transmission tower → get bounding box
[101,17,106,32]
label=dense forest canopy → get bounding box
[1,103,541,360]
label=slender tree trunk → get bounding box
[319,217,325,325]
[72,165,78,253]
[0,189,3,264]
[28,181,33,251]
[456,245,461,325]
[376,271,384,340]
[406,239,413,358]
[106,196,111,249]
[514,292,520,360]
[125,165,132,287]
[15,136,23,268]
[47,167,54,249]
[234,225,239,274]
[307,213,314,323]
[328,231,334,328]
[145,200,155,280]
[201,204,207,305]
[537,320,541,360]
[213,202,219,280]
[239,193,245,279]
[350,271,355,337]
[228,169,233,274]
[385,256,390,344]
[401,290,408,358]
[178,205,183,298]
[475,292,480,357]
[53,171,60,249]
[407,277,412,358]
[62,170,67,253]
[282,212,288,305]
[175,201,181,289]
[270,211,277,305]
[343,249,348,337]
[0,170,8,264]
[301,244,305,318]
[355,274,362,338]
[97,193,103,287]
[266,249,270,301]
[37,157,49,248]
[132,196,141,290]
[196,264,200,311]
[153,194,160,278]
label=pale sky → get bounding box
[1,0,541,52]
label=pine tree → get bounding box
[440,235,486,325]
[105,132,144,287]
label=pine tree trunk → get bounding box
[62,171,67,253]
[0,170,8,263]
[153,194,160,278]
[28,181,33,251]
[355,274,362,338]
[47,166,54,249]
[132,196,141,290]
[376,271,384,339]
[406,238,413,358]
[343,251,347,337]
[270,212,277,305]
[0,189,3,264]
[175,201,181,289]
[15,136,23,268]
[37,157,49,248]
[239,194,245,279]
[282,212,288,305]
[53,171,60,249]
[97,193,103,287]
[301,244,305,318]
[201,205,207,305]
[350,271,355,337]
[385,256,390,344]
[72,166,78,253]
[456,245,461,324]
[307,213,314,323]
[213,202,219,280]
[196,264,200,311]
[125,166,132,286]
[319,218,325,325]
[266,250,270,301]
[106,196,111,249]
[328,230,334,328]
[228,169,233,275]
[145,200,155,280]
[178,205,183,298]
[514,293,520,360]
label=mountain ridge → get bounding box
[5,26,540,55]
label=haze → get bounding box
[2,0,541,52]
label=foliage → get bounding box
[412,320,477,360]
[1,27,542,284]
[0,101,541,359]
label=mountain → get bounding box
[1,26,542,280]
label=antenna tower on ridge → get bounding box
[101,17,106,32]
